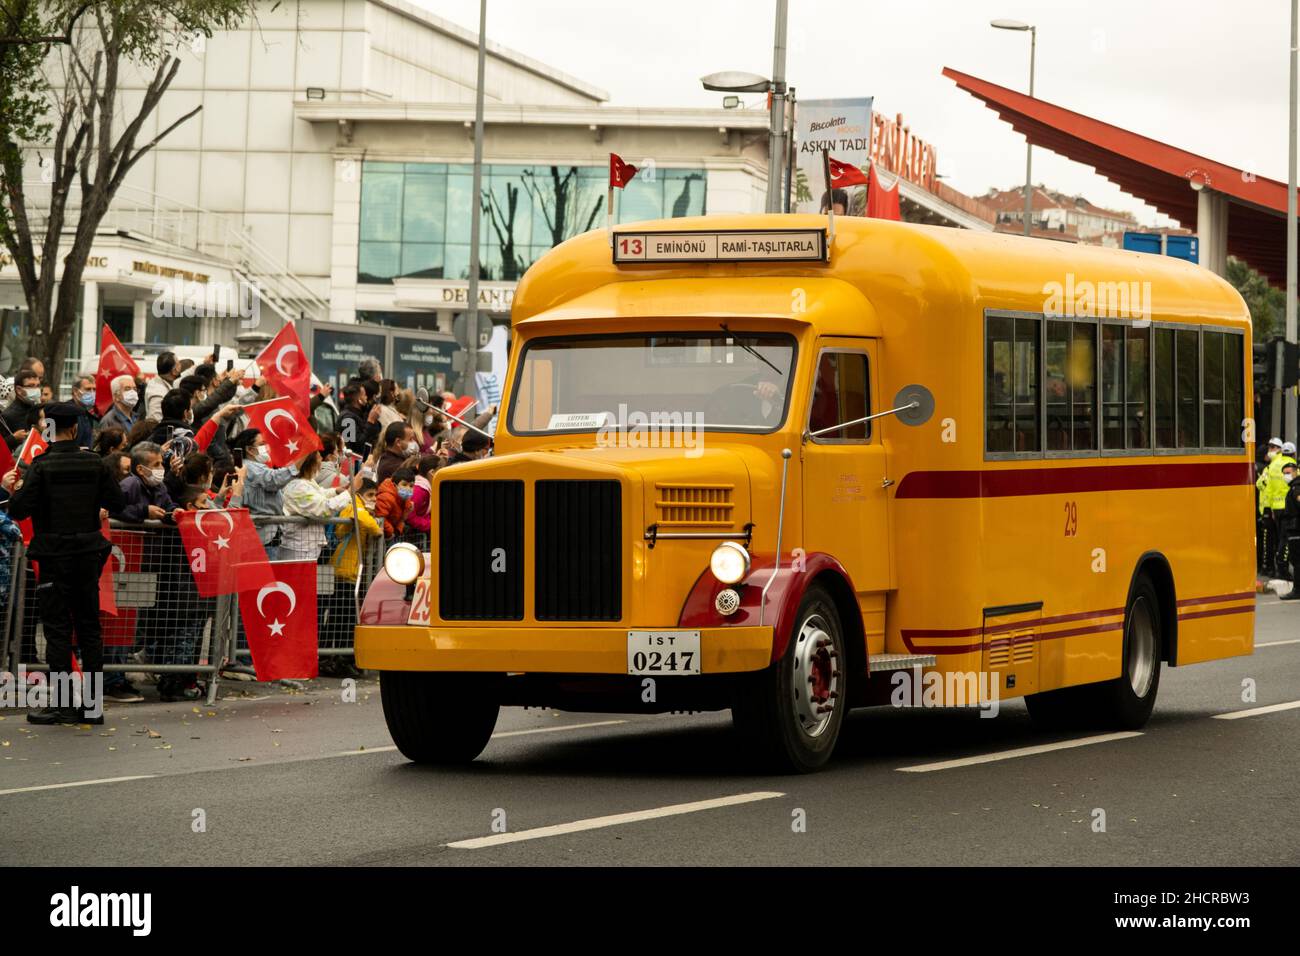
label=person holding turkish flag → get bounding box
[237,559,318,680]
[95,326,141,416]
[18,425,49,465]
[175,507,276,597]
[242,397,322,468]
[256,323,312,415]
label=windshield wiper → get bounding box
[720,323,782,377]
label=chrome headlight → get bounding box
[709,541,751,585]
[384,542,424,585]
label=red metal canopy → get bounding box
[944,66,1293,286]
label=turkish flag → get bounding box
[98,518,118,616]
[609,152,638,189]
[828,156,869,190]
[95,326,141,416]
[444,395,476,425]
[866,164,902,221]
[101,528,145,646]
[238,560,318,680]
[18,427,47,465]
[175,508,275,597]
[256,323,311,415]
[243,397,321,468]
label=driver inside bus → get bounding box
[706,377,785,427]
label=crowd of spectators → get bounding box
[0,350,495,700]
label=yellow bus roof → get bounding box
[512,213,1249,331]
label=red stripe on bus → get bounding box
[900,592,1254,655]
[894,461,1253,499]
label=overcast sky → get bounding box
[419,0,1281,227]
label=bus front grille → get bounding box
[535,479,622,622]
[439,479,525,620]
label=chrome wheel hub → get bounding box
[791,613,840,737]
[1126,595,1157,698]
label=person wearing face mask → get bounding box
[229,427,298,559]
[2,403,126,724]
[114,442,181,523]
[374,467,415,538]
[375,421,418,485]
[144,351,179,421]
[99,375,140,435]
[1273,440,1299,582]
[70,375,97,448]
[323,477,381,678]
[1,370,44,452]
[147,389,197,446]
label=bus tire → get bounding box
[731,585,847,773]
[379,670,501,764]
[1024,577,1162,731]
[1092,576,1163,729]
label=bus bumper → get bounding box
[354,624,775,674]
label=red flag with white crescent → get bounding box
[609,152,638,189]
[19,427,48,465]
[237,560,318,680]
[175,508,276,597]
[95,326,141,416]
[828,155,869,190]
[255,323,312,415]
[242,397,321,468]
[98,518,118,616]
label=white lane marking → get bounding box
[897,732,1143,773]
[446,791,785,849]
[1255,639,1300,648]
[328,719,631,757]
[495,719,628,738]
[0,775,155,797]
[1212,699,1300,720]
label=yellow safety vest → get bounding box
[1267,455,1296,511]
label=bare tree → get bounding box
[0,0,258,375]
[521,166,604,251]
[483,180,526,281]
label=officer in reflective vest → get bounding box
[2,403,125,724]
[1274,441,1299,579]
[1258,437,1285,576]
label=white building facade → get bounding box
[1,0,769,386]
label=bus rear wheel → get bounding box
[731,585,847,773]
[1025,577,1163,730]
[379,671,501,764]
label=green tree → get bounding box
[0,0,260,375]
[1225,255,1284,340]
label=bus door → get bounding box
[800,340,892,595]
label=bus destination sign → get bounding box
[613,229,827,264]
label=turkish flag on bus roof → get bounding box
[609,153,638,189]
[828,155,869,190]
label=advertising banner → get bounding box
[793,97,873,216]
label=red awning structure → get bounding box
[944,66,1293,286]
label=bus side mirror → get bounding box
[892,384,935,426]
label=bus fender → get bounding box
[677,552,863,664]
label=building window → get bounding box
[357,162,708,285]
[809,351,870,441]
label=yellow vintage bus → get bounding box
[356,213,1255,773]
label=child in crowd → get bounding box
[374,467,414,538]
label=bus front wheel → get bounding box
[731,585,847,773]
[1025,577,1163,730]
[379,671,501,764]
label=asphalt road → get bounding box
[2,596,1297,867]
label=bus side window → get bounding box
[985,315,1039,454]
[809,351,870,441]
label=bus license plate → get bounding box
[627,631,701,675]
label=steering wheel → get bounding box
[704,382,766,426]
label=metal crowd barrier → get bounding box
[3,511,408,704]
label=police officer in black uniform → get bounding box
[2,402,124,724]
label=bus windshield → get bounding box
[509,331,797,434]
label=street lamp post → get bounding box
[463,0,487,396]
[702,0,790,213]
[991,18,1037,237]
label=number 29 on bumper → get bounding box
[627,630,701,675]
